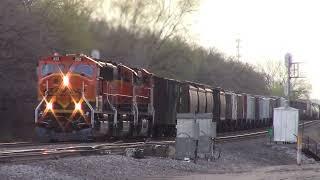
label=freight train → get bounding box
[35,53,320,141]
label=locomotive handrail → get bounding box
[105,83,118,128]
[104,93,150,99]
[35,80,49,123]
[34,95,47,123]
[104,93,133,98]
[132,85,139,127]
[106,93,118,127]
[82,82,95,126]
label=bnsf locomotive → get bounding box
[35,53,320,141]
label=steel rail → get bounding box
[0,140,174,163]
[215,120,318,143]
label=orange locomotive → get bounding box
[35,53,154,141]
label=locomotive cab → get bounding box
[35,54,97,141]
[35,53,155,141]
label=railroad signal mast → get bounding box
[285,53,306,166]
[284,53,305,107]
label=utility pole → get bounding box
[236,38,241,61]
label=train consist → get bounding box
[35,53,320,141]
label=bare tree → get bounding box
[256,60,312,99]
[100,0,198,66]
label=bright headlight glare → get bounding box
[75,102,81,111]
[46,102,53,110]
[63,75,69,86]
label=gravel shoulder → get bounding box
[2,122,320,180]
[165,163,320,180]
[0,135,318,180]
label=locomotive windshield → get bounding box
[70,64,94,77]
[41,64,65,76]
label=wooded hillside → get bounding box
[0,0,268,140]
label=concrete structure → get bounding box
[175,113,215,160]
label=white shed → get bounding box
[273,107,299,142]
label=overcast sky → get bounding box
[191,0,320,99]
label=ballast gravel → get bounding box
[0,136,317,180]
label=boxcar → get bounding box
[246,94,255,128]
[255,96,261,127]
[205,88,214,113]
[179,84,198,113]
[231,93,238,130]
[236,94,244,129]
[225,92,233,131]
[261,98,270,126]
[213,89,226,132]
[153,77,180,136]
[306,101,312,120]
[311,103,319,120]
[198,87,207,113]
[231,93,238,122]
[290,100,307,120]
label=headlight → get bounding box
[75,102,81,111]
[63,75,69,87]
[46,102,53,111]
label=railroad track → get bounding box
[0,140,175,163]
[215,120,319,143]
[0,120,318,163]
[0,141,88,149]
[0,142,35,148]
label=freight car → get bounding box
[35,53,320,141]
